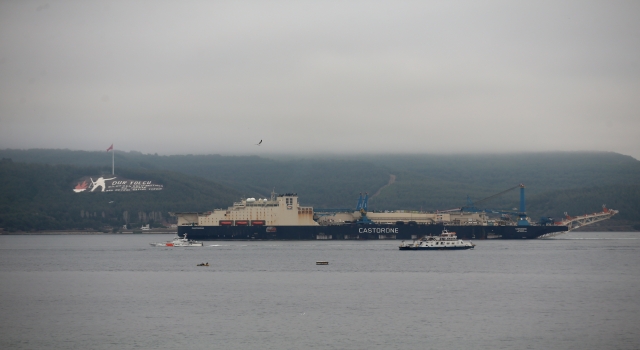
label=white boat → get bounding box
[399,229,475,250]
[150,234,203,247]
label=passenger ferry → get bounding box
[398,229,475,250]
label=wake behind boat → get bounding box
[150,234,203,247]
[399,229,475,250]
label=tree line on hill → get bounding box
[0,159,239,232]
[0,149,638,231]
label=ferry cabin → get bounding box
[400,230,474,249]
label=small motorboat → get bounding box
[150,234,203,247]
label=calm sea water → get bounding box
[1,231,639,350]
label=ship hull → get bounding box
[178,223,568,240]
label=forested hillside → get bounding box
[363,152,640,218]
[1,149,639,229]
[365,152,640,192]
[0,159,240,231]
[0,149,391,208]
[527,184,640,222]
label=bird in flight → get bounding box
[256,140,262,145]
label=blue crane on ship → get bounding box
[313,193,374,219]
[355,192,373,224]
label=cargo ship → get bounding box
[173,191,569,240]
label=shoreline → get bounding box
[1,230,177,235]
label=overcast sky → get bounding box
[1,1,639,158]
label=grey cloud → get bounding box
[0,1,638,158]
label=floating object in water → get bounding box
[316,261,328,265]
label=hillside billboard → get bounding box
[73,176,163,193]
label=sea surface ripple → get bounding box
[1,231,639,350]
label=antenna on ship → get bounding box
[270,188,276,201]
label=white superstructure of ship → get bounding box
[175,192,317,227]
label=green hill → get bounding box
[1,149,639,228]
[0,159,240,232]
[0,149,391,208]
[527,184,640,222]
[363,152,640,219]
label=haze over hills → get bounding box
[1,149,638,231]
